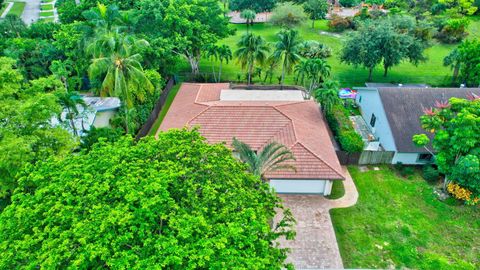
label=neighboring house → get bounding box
[159,83,345,195]
[52,96,121,136]
[354,86,480,165]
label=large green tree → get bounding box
[444,39,480,86]
[0,129,295,268]
[341,16,429,80]
[134,0,231,75]
[235,33,271,84]
[270,2,308,28]
[0,57,75,201]
[229,0,277,12]
[413,96,480,197]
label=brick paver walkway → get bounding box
[275,167,358,269]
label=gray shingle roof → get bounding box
[377,87,480,153]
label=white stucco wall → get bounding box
[269,179,332,195]
[392,152,433,165]
[93,111,116,128]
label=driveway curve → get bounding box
[275,167,358,269]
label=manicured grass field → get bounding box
[148,84,181,136]
[7,2,26,17]
[176,18,480,87]
[40,3,54,11]
[331,166,480,269]
[39,11,54,17]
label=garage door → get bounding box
[269,179,326,194]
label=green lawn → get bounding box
[40,3,54,11]
[327,180,345,200]
[176,18,480,87]
[39,10,54,17]
[39,17,54,22]
[148,84,181,136]
[7,2,26,17]
[331,166,480,269]
[41,0,55,3]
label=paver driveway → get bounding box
[275,168,358,269]
[276,195,343,269]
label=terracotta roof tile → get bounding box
[159,83,344,180]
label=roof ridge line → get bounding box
[273,100,308,107]
[295,141,345,180]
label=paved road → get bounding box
[274,168,359,269]
[21,0,41,25]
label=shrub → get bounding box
[338,130,364,153]
[339,0,361,7]
[298,40,332,59]
[447,182,480,205]
[270,2,307,28]
[81,127,124,150]
[436,18,469,43]
[423,165,439,183]
[328,15,354,32]
[395,162,415,178]
[326,104,364,153]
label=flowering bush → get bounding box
[447,183,479,205]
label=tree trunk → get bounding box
[188,55,200,75]
[218,61,223,82]
[281,60,286,87]
[248,62,253,85]
[125,107,129,134]
[452,63,460,85]
[312,19,315,29]
[368,68,373,81]
[211,64,217,82]
[67,107,78,137]
[383,64,388,77]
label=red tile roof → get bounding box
[159,83,344,180]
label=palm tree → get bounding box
[272,29,303,87]
[314,80,341,113]
[240,9,256,34]
[217,45,232,82]
[263,56,279,83]
[205,44,219,82]
[443,48,461,85]
[304,58,331,98]
[56,91,87,137]
[88,32,153,134]
[235,33,270,85]
[232,138,296,180]
[294,59,309,85]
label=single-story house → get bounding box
[354,86,480,165]
[52,96,121,136]
[159,83,345,195]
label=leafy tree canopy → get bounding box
[414,96,480,196]
[229,0,278,12]
[0,129,295,268]
[270,2,308,28]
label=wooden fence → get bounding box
[135,77,176,140]
[336,150,394,165]
[359,150,395,165]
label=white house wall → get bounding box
[392,152,425,165]
[93,111,116,128]
[355,89,397,152]
[269,179,333,195]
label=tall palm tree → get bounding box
[232,138,296,180]
[217,44,232,82]
[272,29,303,87]
[264,56,279,83]
[240,9,256,34]
[56,91,87,137]
[235,33,270,85]
[314,80,341,113]
[88,32,153,134]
